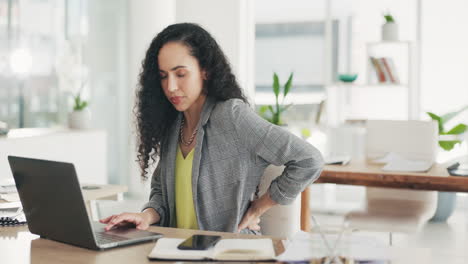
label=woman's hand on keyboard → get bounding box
[100,208,160,231]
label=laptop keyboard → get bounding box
[95,232,129,245]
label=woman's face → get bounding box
[158,41,207,112]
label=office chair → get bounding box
[258,165,302,238]
[345,120,439,245]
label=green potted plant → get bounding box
[427,105,468,151]
[382,12,398,41]
[258,72,294,125]
[68,91,91,129]
[427,105,467,222]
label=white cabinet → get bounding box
[0,128,107,184]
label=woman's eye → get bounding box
[160,75,167,79]
[177,74,185,78]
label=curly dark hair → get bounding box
[135,23,248,180]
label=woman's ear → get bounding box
[202,70,208,80]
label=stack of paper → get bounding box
[373,152,433,172]
[0,178,21,209]
[0,193,20,202]
[0,179,17,194]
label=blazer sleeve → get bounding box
[141,161,168,226]
[229,99,324,205]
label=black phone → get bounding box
[177,235,222,250]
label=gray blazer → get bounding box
[142,97,324,234]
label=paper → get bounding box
[0,201,22,209]
[373,152,432,172]
[0,179,17,194]
[0,193,20,202]
[276,231,392,262]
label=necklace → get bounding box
[180,117,198,146]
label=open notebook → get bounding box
[148,238,276,261]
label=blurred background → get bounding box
[1,0,467,200]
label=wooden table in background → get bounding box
[300,157,468,232]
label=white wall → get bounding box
[175,0,255,101]
[255,0,327,23]
[127,0,176,199]
[420,0,468,118]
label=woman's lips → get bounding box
[170,96,183,105]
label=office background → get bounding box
[1,0,467,207]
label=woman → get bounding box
[101,23,324,234]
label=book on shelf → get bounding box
[370,57,386,83]
[385,57,400,84]
[369,56,400,84]
[148,237,276,261]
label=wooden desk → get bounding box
[300,157,468,232]
[317,159,468,192]
[0,226,284,264]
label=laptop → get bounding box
[8,156,163,250]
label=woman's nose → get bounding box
[167,76,178,92]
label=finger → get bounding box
[99,215,115,223]
[115,221,133,228]
[251,224,261,231]
[237,214,252,232]
[105,215,128,231]
[104,215,119,230]
[247,223,260,231]
[256,218,261,224]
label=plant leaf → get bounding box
[268,105,275,115]
[441,105,468,124]
[384,14,394,23]
[439,140,461,151]
[283,73,294,98]
[445,124,467,135]
[272,111,280,125]
[273,73,280,98]
[81,101,88,110]
[426,112,443,133]
[259,105,269,114]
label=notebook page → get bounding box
[213,238,275,261]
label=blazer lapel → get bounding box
[165,113,181,227]
[191,97,216,229]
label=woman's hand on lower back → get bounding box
[237,191,278,233]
